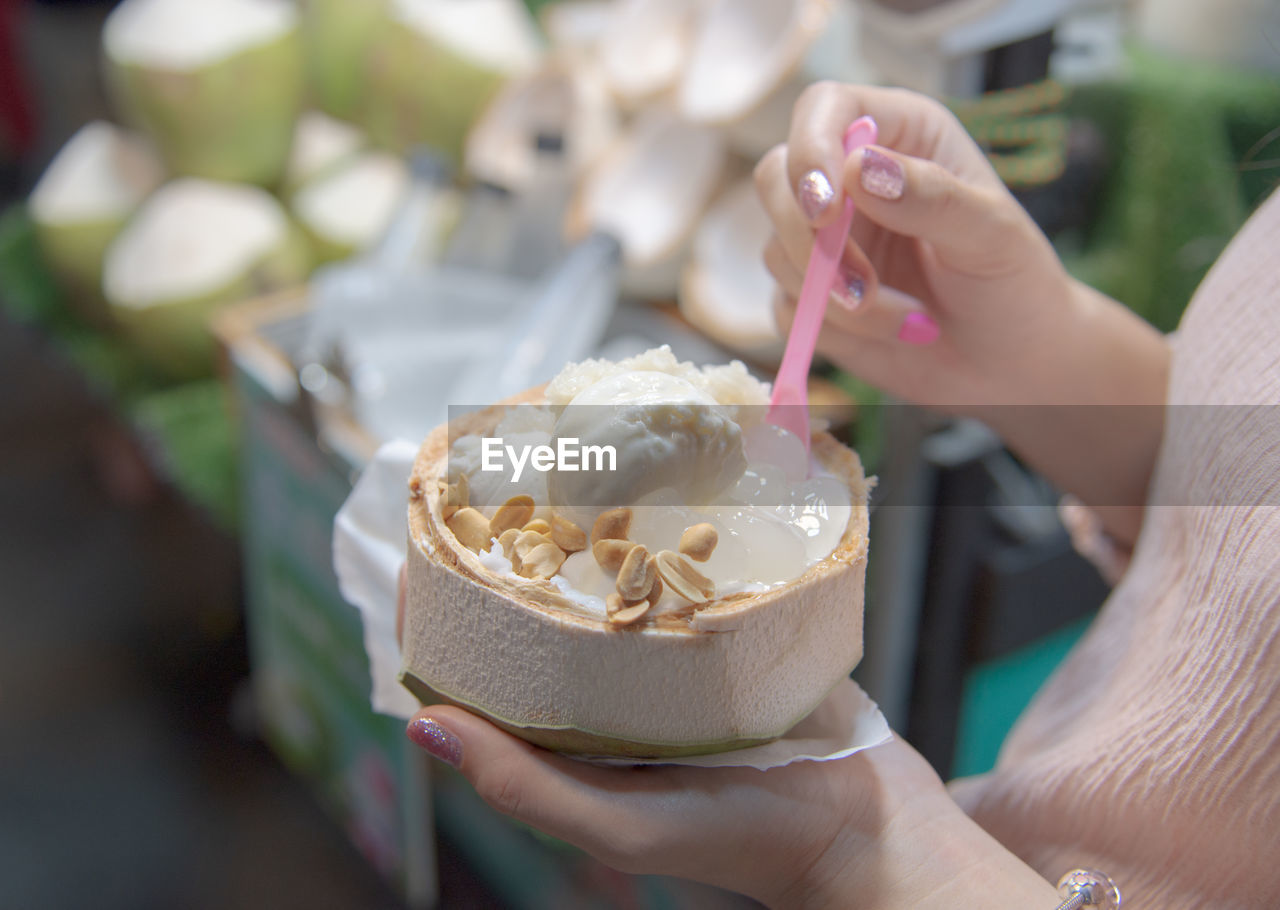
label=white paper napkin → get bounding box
[334,440,893,769]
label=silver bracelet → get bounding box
[1054,869,1121,909]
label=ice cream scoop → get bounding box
[546,370,747,523]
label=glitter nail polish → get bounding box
[836,273,864,310]
[861,148,904,200]
[798,169,835,220]
[408,717,463,768]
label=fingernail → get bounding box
[798,169,835,220]
[835,272,864,311]
[898,312,940,345]
[407,716,462,768]
[861,148,904,200]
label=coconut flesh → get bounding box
[293,151,410,261]
[283,111,366,192]
[679,179,783,364]
[103,0,303,185]
[103,177,308,376]
[29,121,164,315]
[403,347,870,757]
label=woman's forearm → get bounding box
[986,279,1171,548]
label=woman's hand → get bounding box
[758,82,1170,545]
[396,577,1056,908]
[757,82,1078,414]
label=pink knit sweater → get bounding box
[953,191,1280,908]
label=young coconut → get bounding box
[402,364,871,758]
[464,62,618,194]
[102,0,305,186]
[28,121,165,324]
[292,151,409,262]
[678,179,784,365]
[594,0,705,110]
[565,108,726,300]
[676,0,837,159]
[297,0,392,121]
[282,111,367,197]
[361,0,543,164]
[103,178,310,378]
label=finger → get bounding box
[786,82,989,228]
[844,145,1028,272]
[407,706,678,866]
[772,275,936,346]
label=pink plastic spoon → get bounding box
[767,116,878,456]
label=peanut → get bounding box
[442,472,469,519]
[522,518,552,536]
[549,514,588,553]
[446,507,490,552]
[655,549,715,604]
[678,523,718,562]
[592,538,635,573]
[517,541,567,580]
[591,507,632,545]
[616,545,657,601]
[490,495,536,536]
[606,593,652,627]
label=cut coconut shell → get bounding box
[677,0,841,158]
[103,178,310,378]
[401,385,870,758]
[292,151,410,262]
[103,0,305,186]
[595,0,704,109]
[679,178,784,364]
[566,109,726,300]
[283,110,367,194]
[298,0,391,121]
[361,0,543,163]
[28,121,165,324]
[464,61,618,193]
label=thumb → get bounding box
[844,145,1028,270]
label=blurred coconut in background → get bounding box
[103,179,310,377]
[28,121,164,324]
[292,151,411,262]
[464,61,618,192]
[102,0,305,186]
[566,109,726,299]
[283,111,367,195]
[298,0,392,120]
[361,0,544,163]
[678,178,782,364]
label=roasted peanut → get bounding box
[518,541,567,579]
[592,538,635,573]
[446,507,490,551]
[522,518,552,536]
[655,549,715,603]
[591,507,632,545]
[616,545,657,601]
[678,523,718,562]
[550,514,588,553]
[491,495,536,536]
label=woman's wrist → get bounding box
[794,767,1059,910]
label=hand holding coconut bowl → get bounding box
[398,81,1271,910]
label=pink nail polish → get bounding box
[898,312,939,345]
[835,273,864,311]
[798,169,835,220]
[408,717,463,768]
[861,148,904,200]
